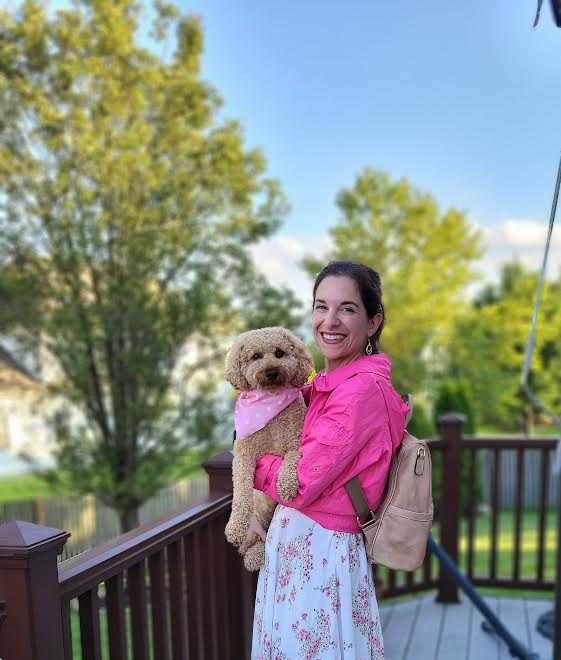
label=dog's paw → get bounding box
[225,518,246,548]
[276,473,299,502]
[242,541,265,572]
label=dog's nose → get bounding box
[265,369,279,382]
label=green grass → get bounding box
[70,600,152,660]
[476,424,560,437]
[0,473,74,503]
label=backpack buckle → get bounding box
[357,512,376,530]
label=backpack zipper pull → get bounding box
[414,447,426,475]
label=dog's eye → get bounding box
[274,349,285,358]
[251,352,262,360]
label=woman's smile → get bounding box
[321,332,346,343]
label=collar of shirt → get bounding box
[311,353,391,392]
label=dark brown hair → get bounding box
[312,260,385,352]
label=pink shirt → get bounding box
[254,353,409,532]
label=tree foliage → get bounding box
[0,0,302,530]
[302,168,483,393]
[447,261,561,432]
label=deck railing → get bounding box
[0,415,557,659]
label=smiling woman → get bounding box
[249,260,410,659]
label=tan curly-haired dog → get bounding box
[224,326,314,571]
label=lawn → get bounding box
[0,472,73,503]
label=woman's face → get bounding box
[312,275,382,373]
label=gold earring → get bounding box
[365,337,373,355]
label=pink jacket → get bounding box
[254,353,409,532]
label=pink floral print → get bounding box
[252,506,384,659]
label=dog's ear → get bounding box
[283,329,315,387]
[225,338,251,391]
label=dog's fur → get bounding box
[224,326,314,571]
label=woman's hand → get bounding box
[240,513,267,554]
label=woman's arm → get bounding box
[254,375,392,509]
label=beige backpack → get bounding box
[345,395,433,572]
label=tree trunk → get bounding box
[120,507,140,533]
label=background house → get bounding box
[0,344,55,473]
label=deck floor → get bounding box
[379,592,554,660]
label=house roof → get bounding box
[0,345,40,389]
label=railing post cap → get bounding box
[437,412,466,427]
[0,519,70,557]
[202,450,234,471]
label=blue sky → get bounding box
[17,0,561,297]
[174,0,561,296]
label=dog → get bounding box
[224,326,314,571]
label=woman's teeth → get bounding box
[322,334,345,341]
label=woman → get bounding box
[249,260,409,659]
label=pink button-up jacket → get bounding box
[254,353,409,532]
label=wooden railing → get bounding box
[0,416,557,659]
[377,413,558,601]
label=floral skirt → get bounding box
[251,505,384,660]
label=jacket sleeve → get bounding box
[254,374,390,509]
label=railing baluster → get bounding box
[78,588,102,660]
[489,448,500,580]
[185,525,204,659]
[405,569,414,590]
[387,568,396,593]
[106,573,128,660]
[513,448,524,581]
[537,448,550,582]
[211,513,230,660]
[467,448,476,578]
[128,561,150,660]
[423,543,431,584]
[168,539,188,659]
[149,550,171,660]
[61,598,73,660]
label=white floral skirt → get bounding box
[251,505,384,660]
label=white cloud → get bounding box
[476,217,561,288]
[249,234,325,304]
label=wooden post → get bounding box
[202,450,234,495]
[436,412,465,604]
[0,520,70,660]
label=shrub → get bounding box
[432,379,483,516]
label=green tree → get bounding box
[432,378,482,516]
[0,0,301,531]
[433,378,476,435]
[447,261,561,432]
[302,168,483,393]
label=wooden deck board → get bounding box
[382,597,422,659]
[436,594,471,660]
[403,595,444,660]
[525,598,554,658]
[379,593,554,660]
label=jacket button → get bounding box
[313,466,319,472]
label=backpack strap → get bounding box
[401,393,413,426]
[344,477,373,526]
[346,393,413,525]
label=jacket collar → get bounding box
[312,353,391,392]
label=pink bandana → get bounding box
[234,387,300,440]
